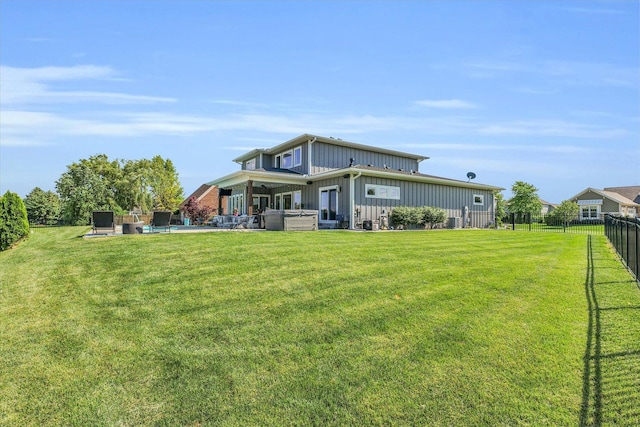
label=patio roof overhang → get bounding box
[206,170,309,189]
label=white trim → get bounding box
[473,194,484,205]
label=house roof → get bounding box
[570,187,640,207]
[539,199,557,207]
[207,164,503,192]
[603,186,640,204]
[179,183,216,208]
[232,134,429,163]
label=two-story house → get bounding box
[206,134,503,229]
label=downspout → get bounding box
[308,137,316,174]
[349,171,362,229]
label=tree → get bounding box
[183,196,214,225]
[0,191,30,251]
[546,200,580,226]
[24,187,61,225]
[148,156,184,211]
[56,162,116,225]
[118,159,153,213]
[508,181,542,217]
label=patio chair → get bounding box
[92,211,115,234]
[149,211,172,233]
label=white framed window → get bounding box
[319,185,339,221]
[245,158,256,170]
[293,190,301,209]
[577,199,602,220]
[473,194,484,205]
[293,146,302,166]
[274,191,301,210]
[365,184,400,200]
[282,151,293,169]
[229,194,244,214]
[274,146,301,169]
[580,205,600,220]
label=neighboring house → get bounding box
[206,134,503,229]
[539,199,557,215]
[570,187,640,219]
[179,183,225,222]
[603,186,640,205]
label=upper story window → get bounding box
[245,158,256,170]
[293,146,302,166]
[282,151,293,168]
[274,146,302,169]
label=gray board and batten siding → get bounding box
[310,140,421,175]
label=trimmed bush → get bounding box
[391,206,447,229]
[0,191,30,251]
[421,206,447,229]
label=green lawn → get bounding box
[1,228,638,426]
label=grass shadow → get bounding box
[580,235,640,426]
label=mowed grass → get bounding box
[1,228,639,426]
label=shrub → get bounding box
[391,206,447,229]
[421,206,447,229]
[390,206,418,229]
[182,196,214,224]
[0,191,30,251]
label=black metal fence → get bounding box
[605,214,639,284]
[507,213,605,235]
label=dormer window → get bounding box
[246,158,256,170]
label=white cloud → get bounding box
[463,59,639,88]
[401,142,588,154]
[477,119,628,139]
[415,99,479,109]
[0,65,175,106]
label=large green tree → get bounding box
[508,181,542,215]
[55,154,184,223]
[118,159,154,213]
[24,187,62,225]
[56,161,116,225]
[148,156,184,211]
[0,191,30,251]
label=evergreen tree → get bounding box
[0,191,30,251]
[24,187,61,225]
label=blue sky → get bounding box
[1,0,638,203]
